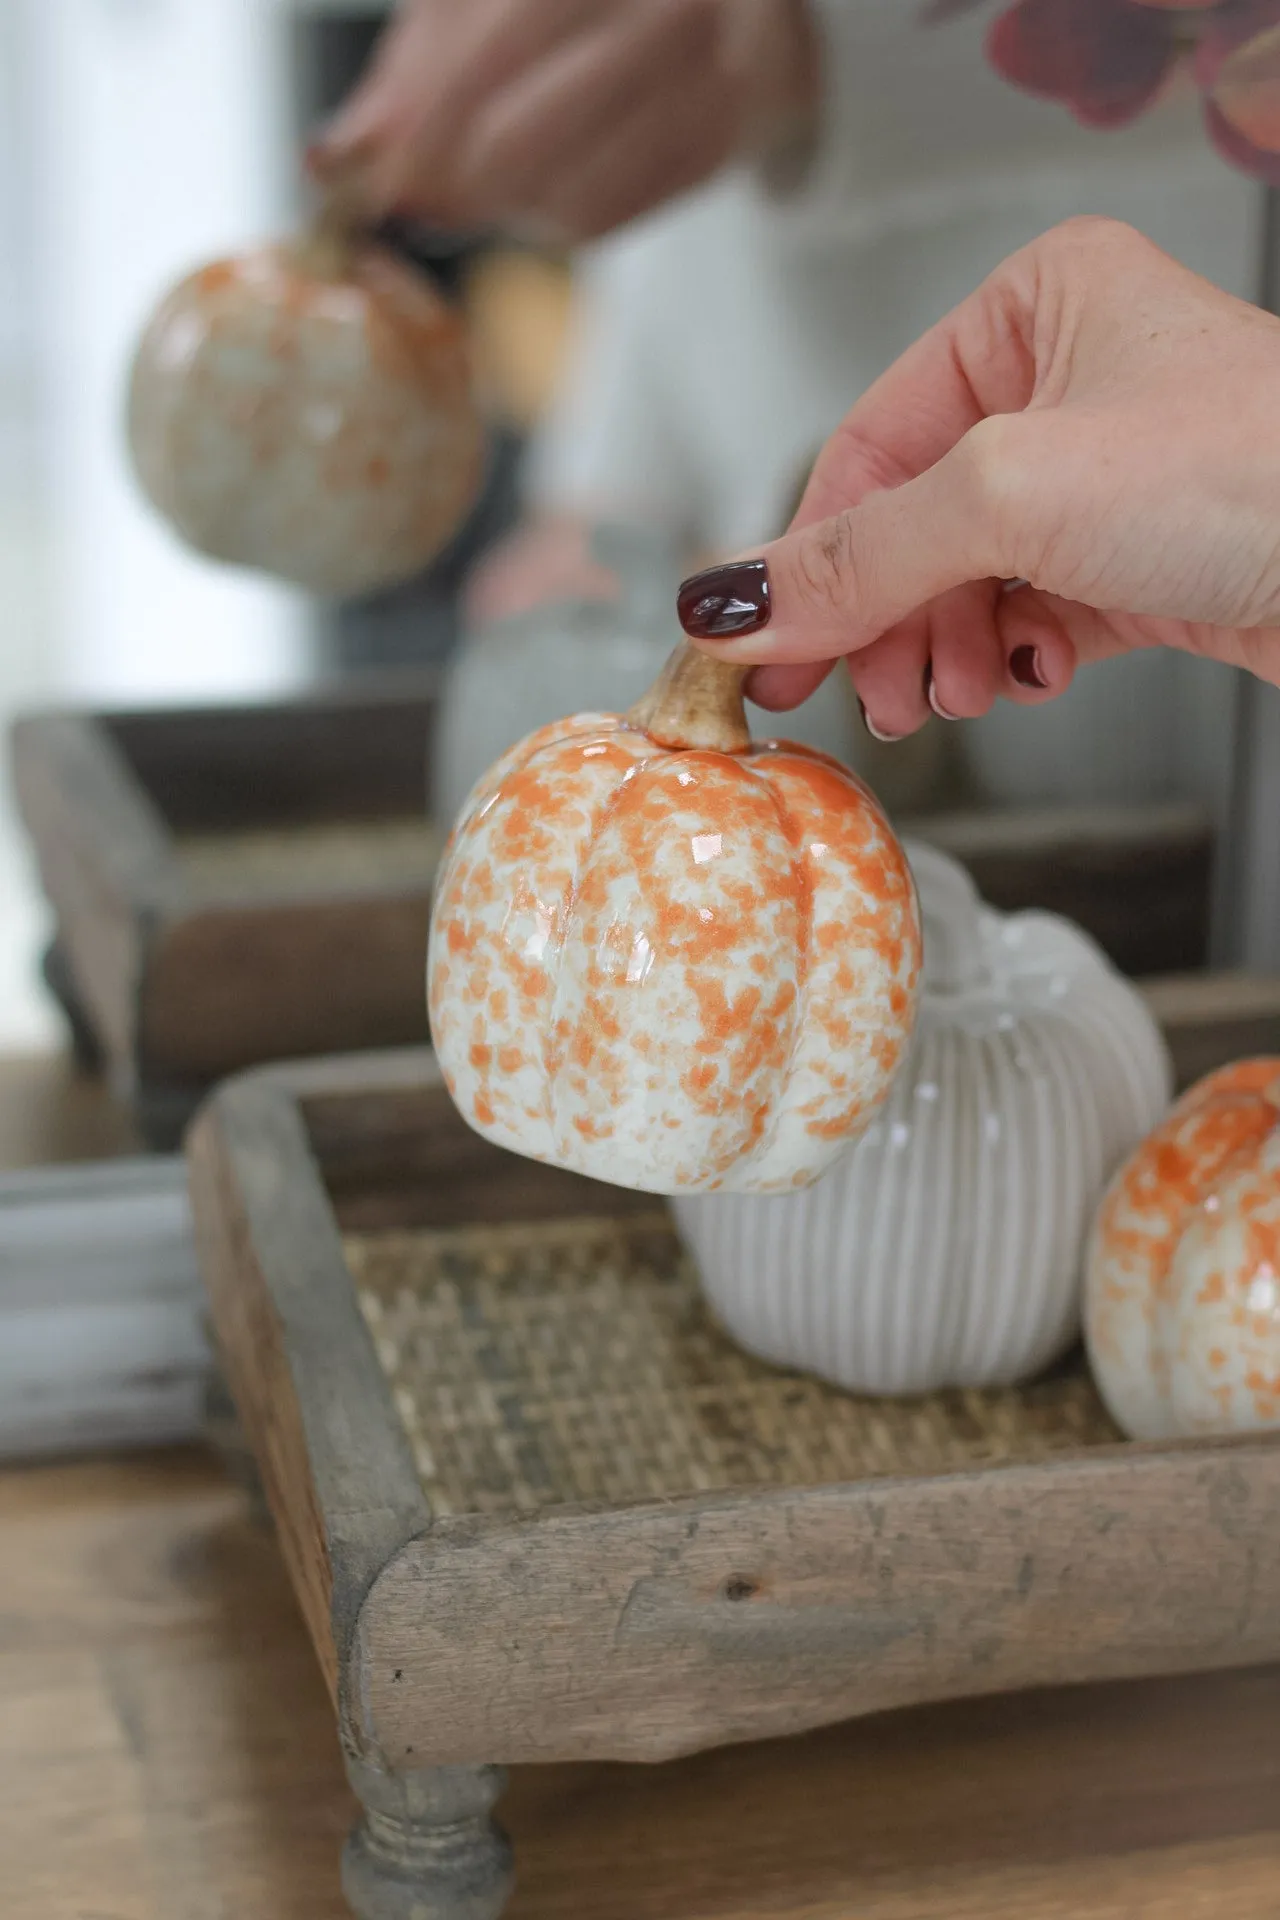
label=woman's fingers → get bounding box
[925,582,1009,719]
[313,0,757,233]
[993,586,1085,700]
[679,417,1029,667]
[846,583,1029,737]
[513,59,739,239]
[745,658,834,712]
[737,584,1080,738]
[311,3,473,218]
[845,588,1076,736]
[315,0,600,222]
[844,616,934,739]
[457,0,732,231]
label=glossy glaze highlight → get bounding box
[427,704,921,1197]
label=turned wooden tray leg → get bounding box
[342,1759,514,1920]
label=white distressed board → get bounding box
[0,1157,210,1462]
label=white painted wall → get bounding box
[0,6,37,385]
[22,0,312,706]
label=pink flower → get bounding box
[1197,3,1280,180]
[986,0,1194,129]
[933,0,1280,183]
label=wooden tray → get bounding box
[11,677,441,1147]
[187,973,1280,1920]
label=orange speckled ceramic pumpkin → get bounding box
[1085,1060,1280,1440]
[427,643,922,1196]
[127,213,483,599]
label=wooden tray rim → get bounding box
[11,678,444,918]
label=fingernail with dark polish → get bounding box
[924,661,958,721]
[677,560,771,640]
[858,697,903,744]
[1010,644,1049,690]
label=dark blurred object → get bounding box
[300,11,523,676]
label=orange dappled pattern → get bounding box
[128,240,482,597]
[1087,1059,1280,1437]
[428,708,920,1195]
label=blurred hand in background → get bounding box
[309,0,818,242]
[461,516,618,623]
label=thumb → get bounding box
[678,418,1025,666]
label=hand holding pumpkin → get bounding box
[309,0,819,242]
[676,217,1280,740]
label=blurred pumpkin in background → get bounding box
[126,211,484,599]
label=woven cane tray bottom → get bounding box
[175,816,442,900]
[349,1213,1120,1519]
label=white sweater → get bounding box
[527,0,1260,553]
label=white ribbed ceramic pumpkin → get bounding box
[427,643,922,1196]
[1086,1060,1280,1441]
[671,844,1173,1393]
[127,226,483,598]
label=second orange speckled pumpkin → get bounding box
[1085,1059,1280,1440]
[427,644,922,1196]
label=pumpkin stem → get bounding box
[628,642,752,753]
[292,171,367,279]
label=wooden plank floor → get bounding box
[3,1443,1280,1920]
[0,1049,141,1168]
[2,1053,1280,1917]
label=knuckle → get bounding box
[956,415,1026,513]
[1049,213,1146,264]
[793,513,861,619]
